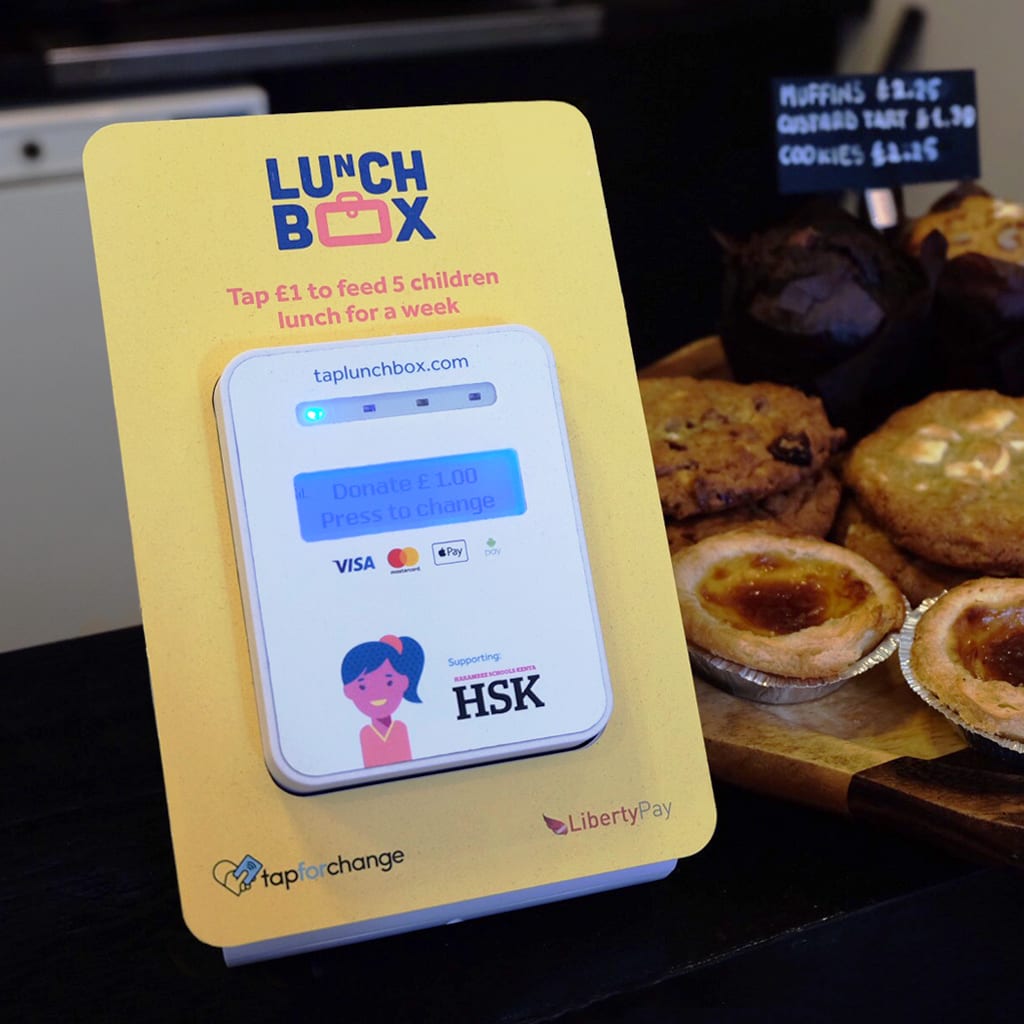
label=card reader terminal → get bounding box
[214,325,612,792]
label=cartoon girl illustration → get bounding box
[341,634,424,768]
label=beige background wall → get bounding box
[840,0,1022,213]
[0,89,267,653]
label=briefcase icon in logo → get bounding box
[315,191,393,247]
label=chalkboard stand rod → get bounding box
[860,5,926,231]
[864,188,899,229]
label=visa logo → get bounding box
[333,556,376,574]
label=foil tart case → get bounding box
[898,597,1024,766]
[688,616,904,705]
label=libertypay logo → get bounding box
[267,151,434,250]
[543,799,673,837]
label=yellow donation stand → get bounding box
[83,101,715,964]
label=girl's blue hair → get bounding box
[341,635,425,703]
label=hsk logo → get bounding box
[453,674,544,720]
[542,800,673,837]
[266,150,435,251]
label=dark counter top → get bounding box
[4,626,1021,1020]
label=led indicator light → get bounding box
[303,406,326,423]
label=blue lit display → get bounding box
[294,449,526,541]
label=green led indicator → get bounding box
[304,407,326,423]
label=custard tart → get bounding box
[674,529,906,679]
[908,578,1024,743]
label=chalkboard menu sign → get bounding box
[773,70,979,194]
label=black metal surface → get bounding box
[5,626,1012,1022]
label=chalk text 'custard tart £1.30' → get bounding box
[674,529,906,680]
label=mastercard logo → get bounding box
[387,546,420,568]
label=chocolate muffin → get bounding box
[719,204,943,439]
[906,183,1024,395]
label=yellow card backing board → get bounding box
[83,101,714,952]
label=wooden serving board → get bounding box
[641,338,1024,868]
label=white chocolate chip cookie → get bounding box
[845,390,1024,573]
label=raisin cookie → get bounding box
[909,577,1024,742]
[666,469,841,552]
[641,376,845,520]
[674,529,906,678]
[845,390,1024,574]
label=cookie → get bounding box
[665,470,841,553]
[674,529,906,679]
[909,577,1024,743]
[831,494,973,605]
[640,376,845,520]
[845,390,1024,574]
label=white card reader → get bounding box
[214,325,612,793]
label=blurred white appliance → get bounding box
[0,86,268,653]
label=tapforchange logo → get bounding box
[266,150,435,251]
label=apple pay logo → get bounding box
[432,540,468,565]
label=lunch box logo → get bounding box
[266,151,435,251]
